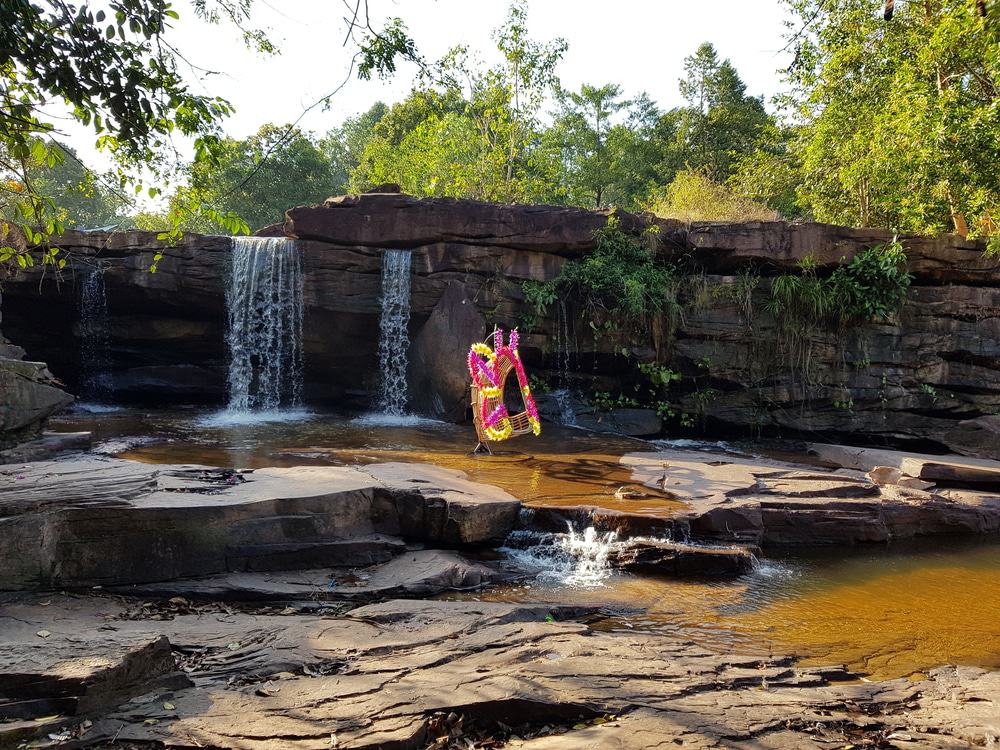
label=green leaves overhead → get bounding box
[783,0,1000,237]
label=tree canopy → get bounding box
[4,0,997,256]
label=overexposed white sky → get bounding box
[59,0,795,174]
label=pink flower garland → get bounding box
[467,328,541,441]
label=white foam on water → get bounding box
[72,402,123,414]
[196,408,314,428]
[502,524,618,588]
[653,438,736,452]
[351,412,445,428]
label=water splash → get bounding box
[502,524,618,587]
[79,263,114,402]
[560,525,618,586]
[225,237,304,414]
[375,248,412,416]
[550,388,578,427]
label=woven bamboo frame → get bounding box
[471,354,533,443]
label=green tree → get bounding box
[547,83,655,209]
[6,142,128,230]
[320,102,388,191]
[351,0,566,203]
[171,124,336,233]
[784,0,1000,236]
[1,0,417,270]
[676,43,773,178]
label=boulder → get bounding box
[408,281,486,421]
[574,407,663,437]
[0,458,522,588]
[609,538,756,577]
[944,415,1000,461]
[110,550,503,602]
[0,354,73,448]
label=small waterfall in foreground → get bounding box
[224,237,304,415]
[375,249,412,416]
[79,263,114,402]
[502,524,618,587]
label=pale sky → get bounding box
[59,0,795,177]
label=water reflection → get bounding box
[453,540,1000,680]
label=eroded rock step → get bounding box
[0,596,995,749]
[0,458,520,590]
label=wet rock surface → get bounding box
[526,447,1000,547]
[0,595,995,749]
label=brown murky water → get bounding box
[50,407,1000,680]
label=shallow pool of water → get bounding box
[48,406,1000,680]
[452,540,1000,680]
[52,406,686,514]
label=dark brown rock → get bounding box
[284,192,646,254]
[609,538,756,576]
[408,281,485,421]
[0,458,521,589]
[110,550,503,602]
[944,415,1000,461]
[0,354,73,448]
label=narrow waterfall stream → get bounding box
[550,300,578,426]
[79,263,114,403]
[375,248,412,416]
[223,237,304,418]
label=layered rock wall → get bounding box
[3,192,998,455]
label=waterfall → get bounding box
[79,263,113,402]
[225,237,304,414]
[375,249,412,416]
[501,524,617,587]
[551,300,577,425]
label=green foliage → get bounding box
[590,391,639,413]
[646,168,777,222]
[351,1,567,203]
[767,241,913,331]
[523,218,674,327]
[783,0,1000,238]
[676,43,774,179]
[173,123,337,233]
[1,0,418,273]
[637,363,682,389]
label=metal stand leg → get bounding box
[472,442,493,455]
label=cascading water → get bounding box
[79,263,114,403]
[224,237,304,416]
[550,300,578,426]
[502,523,618,587]
[374,248,412,416]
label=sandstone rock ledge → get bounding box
[0,458,520,589]
[0,596,995,749]
[529,447,1000,547]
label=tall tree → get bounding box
[321,103,388,190]
[784,0,1000,236]
[676,43,772,178]
[351,0,566,203]
[172,124,336,233]
[1,0,417,270]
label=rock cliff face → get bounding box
[2,192,998,455]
